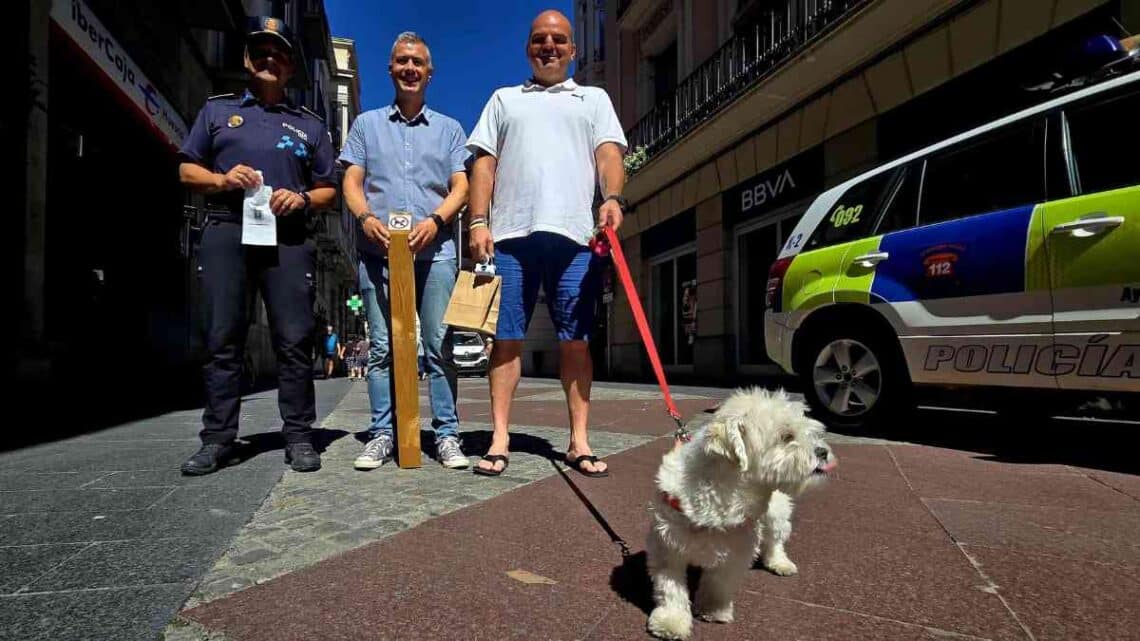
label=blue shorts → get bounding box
[495,232,603,341]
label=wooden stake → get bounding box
[387,212,421,468]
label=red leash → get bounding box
[595,226,691,443]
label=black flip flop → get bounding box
[565,454,610,478]
[473,454,509,477]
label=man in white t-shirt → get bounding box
[466,10,628,477]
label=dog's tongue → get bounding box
[817,460,838,473]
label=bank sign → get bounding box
[51,0,188,149]
[722,147,824,224]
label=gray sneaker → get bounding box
[436,436,469,469]
[354,434,393,470]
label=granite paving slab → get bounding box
[0,380,352,641]
[182,384,657,608]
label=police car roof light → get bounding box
[1028,34,1140,94]
[1081,34,1125,65]
[1059,35,1126,79]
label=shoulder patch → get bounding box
[300,106,325,123]
[207,93,236,101]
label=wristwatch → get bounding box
[299,191,312,210]
[603,194,630,212]
[429,213,446,229]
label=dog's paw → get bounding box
[764,556,798,576]
[647,607,693,640]
[697,603,734,624]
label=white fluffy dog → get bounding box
[645,388,836,640]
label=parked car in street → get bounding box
[766,41,1140,430]
[452,331,489,376]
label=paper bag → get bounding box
[443,270,501,335]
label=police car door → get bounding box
[870,118,1055,389]
[1041,87,1140,390]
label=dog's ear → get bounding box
[705,417,749,470]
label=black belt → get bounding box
[205,208,241,223]
[203,208,311,242]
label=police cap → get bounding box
[246,16,295,52]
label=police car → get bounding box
[765,36,1140,429]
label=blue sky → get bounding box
[325,0,575,133]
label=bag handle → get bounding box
[473,257,496,277]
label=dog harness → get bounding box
[658,492,757,533]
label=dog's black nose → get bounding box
[815,447,829,460]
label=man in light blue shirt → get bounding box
[340,32,470,470]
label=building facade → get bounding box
[574,0,610,87]
[574,0,1140,384]
[330,36,363,336]
[16,0,355,400]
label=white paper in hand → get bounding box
[242,170,277,246]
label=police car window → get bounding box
[875,164,920,235]
[1067,90,1140,195]
[919,120,1045,226]
[804,169,899,251]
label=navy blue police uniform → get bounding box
[179,82,335,449]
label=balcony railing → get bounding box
[626,0,869,162]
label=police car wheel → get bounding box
[800,330,908,431]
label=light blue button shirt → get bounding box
[339,104,469,261]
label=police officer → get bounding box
[177,17,336,475]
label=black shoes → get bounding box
[182,441,321,475]
[285,442,321,472]
[181,442,237,476]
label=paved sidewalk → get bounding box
[181,378,663,608]
[5,377,1137,641]
[176,388,1139,641]
[0,380,353,641]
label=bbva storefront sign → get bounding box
[723,147,824,224]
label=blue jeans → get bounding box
[359,256,459,440]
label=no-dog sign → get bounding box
[388,212,412,231]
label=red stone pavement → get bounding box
[183,406,1140,641]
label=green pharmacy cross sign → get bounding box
[346,294,364,315]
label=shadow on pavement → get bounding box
[233,428,350,463]
[610,553,706,616]
[832,407,1140,475]
[723,376,1139,475]
[3,376,210,453]
[459,429,562,462]
[610,551,654,614]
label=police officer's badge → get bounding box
[227,115,244,128]
[265,18,280,32]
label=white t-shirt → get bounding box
[467,78,627,246]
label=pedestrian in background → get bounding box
[351,334,369,380]
[322,324,341,379]
[336,331,346,374]
[467,10,628,477]
[177,17,336,475]
[340,31,471,470]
